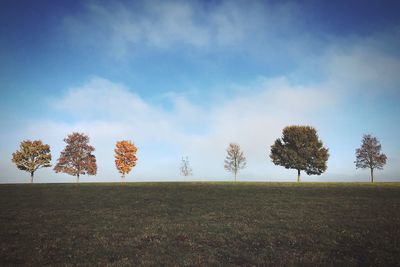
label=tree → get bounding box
[11,140,51,183]
[114,140,138,181]
[270,125,329,182]
[54,132,97,183]
[355,134,387,183]
[224,143,247,182]
[180,156,192,176]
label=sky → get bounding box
[0,0,399,183]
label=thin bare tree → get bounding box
[180,156,193,177]
[224,143,246,182]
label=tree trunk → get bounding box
[234,171,237,182]
[297,169,301,183]
[30,172,34,183]
[370,168,374,183]
[122,174,125,183]
[76,173,80,183]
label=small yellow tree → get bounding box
[114,140,138,181]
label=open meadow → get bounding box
[1,182,400,266]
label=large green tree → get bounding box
[270,126,329,182]
[12,140,52,183]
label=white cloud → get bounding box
[142,1,210,48]
[324,46,400,95]
[63,0,304,59]
[63,1,211,58]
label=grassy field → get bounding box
[0,182,400,266]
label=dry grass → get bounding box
[0,182,400,266]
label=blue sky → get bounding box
[1,0,399,183]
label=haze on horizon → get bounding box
[1,0,399,183]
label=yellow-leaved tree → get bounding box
[114,140,138,181]
[12,140,52,183]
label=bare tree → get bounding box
[12,140,52,183]
[180,156,193,176]
[224,143,246,182]
[355,134,387,182]
[54,132,97,183]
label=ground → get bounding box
[0,182,399,266]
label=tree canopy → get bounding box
[54,132,97,183]
[270,125,329,182]
[114,140,138,180]
[355,134,387,182]
[11,140,51,183]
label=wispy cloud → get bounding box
[63,0,304,59]
[325,44,400,95]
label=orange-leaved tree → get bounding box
[54,132,97,183]
[114,140,138,181]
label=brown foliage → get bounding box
[355,134,387,182]
[53,132,97,182]
[114,140,138,179]
[11,140,51,183]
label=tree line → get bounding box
[11,126,387,183]
[12,133,138,183]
